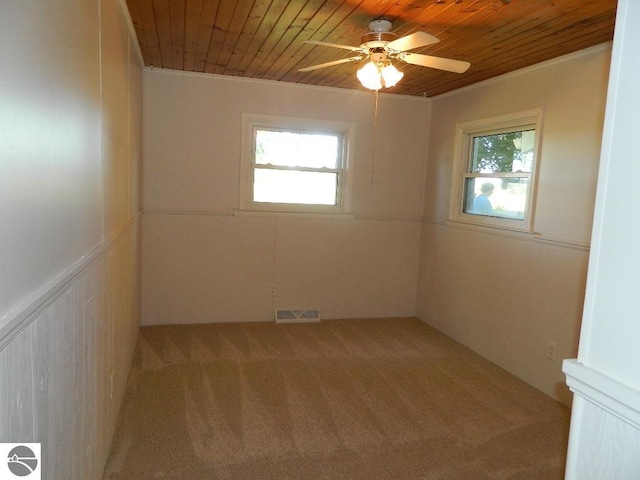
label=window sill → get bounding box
[445,218,535,240]
[443,218,590,251]
[233,209,356,220]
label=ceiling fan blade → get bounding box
[386,31,440,52]
[399,52,470,73]
[303,40,364,52]
[298,56,364,72]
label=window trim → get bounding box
[449,108,543,232]
[239,113,355,214]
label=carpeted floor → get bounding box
[103,317,570,479]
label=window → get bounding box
[240,114,354,214]
[450,109,542,231]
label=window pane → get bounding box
[254,169,338,205]
[463,177,528,220]
[471,129,535,173]
[255,130,339,169]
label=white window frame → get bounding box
[239,113,354,215]
[449,108,543,232]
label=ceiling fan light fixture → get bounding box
[357,60,403,90]
[300,20,469,89]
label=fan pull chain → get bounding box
[370,89,379,184]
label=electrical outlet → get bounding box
[269,284,276,297]
[546,341,557,361]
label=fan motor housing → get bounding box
[360,31,398,49]
[360,19,397,48]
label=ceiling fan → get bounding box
[299,19,471,90]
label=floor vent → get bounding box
[274,309,321,324]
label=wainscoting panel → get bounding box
[0,220,141,480]
[565,395,640,479]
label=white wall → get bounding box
[564,0,640,476]
[0,1,142,478]
[142,71,427,325]
[416,45,611,405]
[140,36,611,410]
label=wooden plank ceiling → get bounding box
[125,0,617,97]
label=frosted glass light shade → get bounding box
[357,62,382,90]
[381,64,403,87]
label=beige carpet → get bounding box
[103,317,570,480]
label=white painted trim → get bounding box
[144,208,235,217]
[233,209,356,220]
[423,216,590,251]
[563,359,640,430]
[117,0,144,65]
[355,214,421,222]
[141,44,612,102]
[0,214,140,350]
[143,208,423,222]
[445,218,535,239]
[142,66,429,102]
[532,234,590,252]
[448,108,544,233]
[239,113,356,216]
